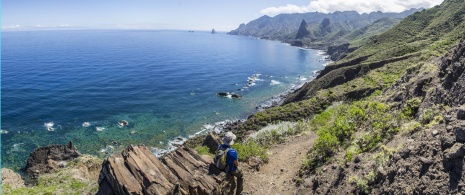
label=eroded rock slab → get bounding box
[97,145,230,195]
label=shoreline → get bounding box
[5,36,332,173]
[152,46,331,156]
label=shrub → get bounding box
[232,141,268,163]
[194,145,213,157]
[402,97,422,118]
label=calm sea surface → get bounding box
[1,30,326,169]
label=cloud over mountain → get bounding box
[261,0,444,16]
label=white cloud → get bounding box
[261,0,444,16]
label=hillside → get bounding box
[229,9,420,61]
[228,9,419,40]
[4,0,465,194]
[223,0,465,194]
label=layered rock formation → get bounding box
[97,145,232,195]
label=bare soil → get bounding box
[242,132,317,195]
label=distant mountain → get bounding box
[228,8,421,41]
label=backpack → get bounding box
[214,147,230,171]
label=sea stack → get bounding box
[211,29,216,34]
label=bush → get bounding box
[403,97,422,118]
[194,145,213,156]
[232,141,268,163]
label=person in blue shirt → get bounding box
[220,131,244,195]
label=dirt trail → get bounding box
[242,132,316,195]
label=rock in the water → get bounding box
[231,94,243,98]
[217,92,242,99]
[2,168,26,189]
[217,92,230,97]
[97,145,230,195]
[444,143,465,160]
[25,141,81,180]
[458,107,465,120]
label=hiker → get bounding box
[217,131,243,195]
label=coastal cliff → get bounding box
[4,0,465,194]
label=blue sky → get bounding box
[2,0,443,31]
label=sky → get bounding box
[2,0,444,32]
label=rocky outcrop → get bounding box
[438,38,465,106]
[326,43,358,61]
[97,145,232,195]
[217,92,242,99]
[25,141,81,180]
[2,168,26,189]
[295,20,309,39]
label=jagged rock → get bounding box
[2,168,25,189]
[203,131,222,153]
[295,20,309,39]
[97,145,229,195]
[444,143,465,160]
[458,107,465,120]
[455,126,465,142]
[25,141,81,180]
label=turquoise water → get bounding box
[1,30,326,169]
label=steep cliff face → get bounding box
[295,20,309,39]
[97,145,232,195]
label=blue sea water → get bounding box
[1,30,326,169]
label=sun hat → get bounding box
[222,131,237,146]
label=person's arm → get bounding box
[234,160,239,167]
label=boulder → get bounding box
[97,145,229,195]
[25,141,81,180]
[444,143,465,160]
[455,126,465,143]
[2,168,25,189]
[458,107,465,120]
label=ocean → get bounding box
[1,30,327,169]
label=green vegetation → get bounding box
[232,120,313,164]
[300,100,402,175]
[3,172,98,195]
[194,145,213,157]
[232,141,269,163]
[402,97,422,118]
[236,96,331,140]
[3,155,101,195]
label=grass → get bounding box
[3,155,101,195]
